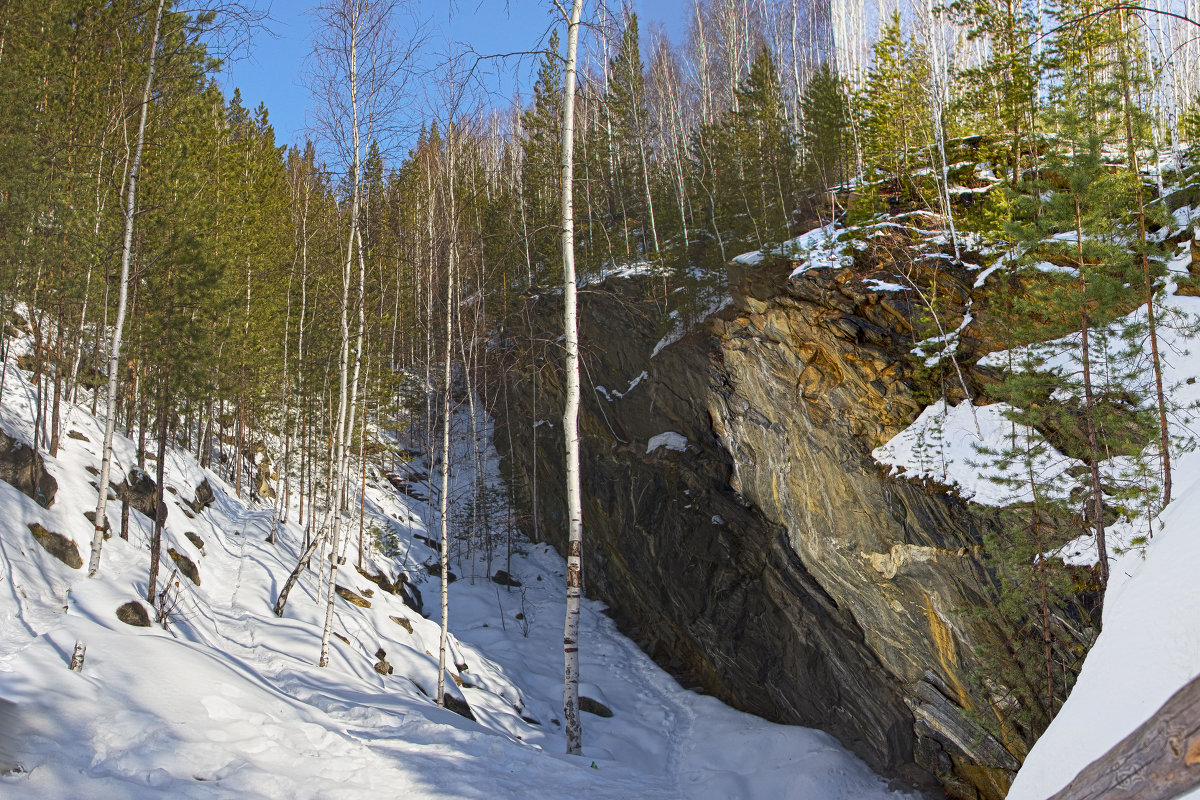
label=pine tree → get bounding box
[858,15,933,195]
[799,64,852,201]
[695,47,798,253]
[521,29,563,284]
[604,13,660,257]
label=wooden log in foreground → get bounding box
[1047,672,1200,800]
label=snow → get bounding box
[650,293,731,359]
[597,371,648,402]
[911,311,973,368]
[0,328,913,799]
[872,400,1082,506]
[646,432,688,454]
[861,279,908,293]
[730,223,851,278]
[578,261,664,288]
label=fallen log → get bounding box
[1048,672,1200,800]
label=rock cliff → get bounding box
[493,258,1034,799]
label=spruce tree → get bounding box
[799,64,852,202]
[696,47,798,252]
[858,15,933,196]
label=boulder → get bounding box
[116,601,151,627]
[398,578,423,615]
[441,693,475,721]
[389,615,413,634]
[426,562,456,583]
[373,648,394,675]
[491,570,522,588]
[580,697,613,718]
[26,523,81,568]
[184,532,205,553]
[190,478,215,514]
[0,430,57,508]
[167,548,200,585]
[254,458,275,500]
[118,468,165,524]
[84,510,110,540]
[356,566,398,595]
[334,585,371,608]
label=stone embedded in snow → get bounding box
[115,601,151,628]
[441,692,476,721]
[0,429,57,508]
[184,532,205,553]
[119,468,165,524]
[646,432,688,454]
[334,585,371,608]
[491,570,522,588]
[27,523,81,569]
[389,615,413,634]
[580,696,614,718]
[83,510,110,539]
[373,649,394,675]
[167,548,200,586]
[190,478,215,514]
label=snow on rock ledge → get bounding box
[871,400,1082,506]
[646,432,688,454]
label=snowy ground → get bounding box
[0,326,914,799]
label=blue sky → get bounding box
[218,1,691,147]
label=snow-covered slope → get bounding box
[0,328,914,799]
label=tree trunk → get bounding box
[437,123,459,708]
[147,370,169,605]
[560,0,585,758]
[1075,198,1109,587]
[1047,672,1200,800]
[88,0,166,578]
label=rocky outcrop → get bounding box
[167,548,200,586]
[335,585,371,608]
[0,430,57,508]
[494,263,1030,799]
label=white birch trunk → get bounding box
[437,126,458,707]
[560,0,585,758]
[87,0,165,578]
[319,1,363,668]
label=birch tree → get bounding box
[88,0,166,578]
[557,0,586,758]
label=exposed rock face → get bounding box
[0,430,57,508]
[494,264,1025,799]
[335,585,371,608]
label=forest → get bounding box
[2,0,1200,795]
